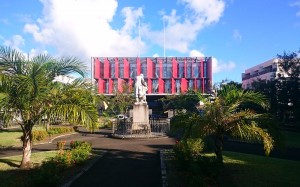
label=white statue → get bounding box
[135,74,148,104]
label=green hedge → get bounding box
[31,126,75,142]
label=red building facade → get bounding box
[93,57,212,95]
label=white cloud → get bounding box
[189,49,205,57]
[212,57,236,73]
[189,49,235,74]
[23,0,144,62]
[144,0,225,53]
[233,29,242,41]
[23,0,226,64]
[3,35,25,49]
[152,53,159,57]
[290,1,300,16]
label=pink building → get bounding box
[93,57,212,95]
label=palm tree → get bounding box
[0,46,99,168]
[196,85,274,163]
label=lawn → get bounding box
[164,150,300,187]
[221,151,300,187]
[0,151,57,170]
[0,150,103,187]
[283,131,300,148]
[0,129,23,148]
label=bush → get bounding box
[34,159,64,186]
[70,141,92,164]
[174,138,205,161]
[32,130,48,142]
[47,126,74,136]
[54,141,92,166]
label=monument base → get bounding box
[132,103,150,132]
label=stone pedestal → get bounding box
[132,103,150,132]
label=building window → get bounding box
[178,62,184,78]
[187,61,192,78]
[163,59,172,78]
[197,79,201,90]
[110,63,115,78]
[164,79,171,93]
[152,79,159,93]
[119,63,124,78]
[203,61,207,78]
[176,79,181,93]
[104,80,109,93]
[142,62,147,78]
[193,62,198,78]
[188,79,194,90]
[113,79,118,93]
[129,63,136,78]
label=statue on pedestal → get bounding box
[135,74,148,104]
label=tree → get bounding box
[100,81,135,117]
[197,85,274,163]
[0,46,99,168]
[170,85,275,164]
[276,50,300,123]
[251,79,278,115]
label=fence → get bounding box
[112,118,170,136]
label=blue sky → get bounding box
[1,0,300,83]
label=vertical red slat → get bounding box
[109,79,113,94]
[172,58,178,78]
[98,78,103,93]
[147,58,153,78]
[181,78,187,93]
[104,58,109,78]
[158,78,164,94]
[147,79,152,94]
[159,58,163,78]
[94,58,100,79]
[136,57,141,75]
[171,78,175,94]
[115,58,119,78]
[124,58,129,78]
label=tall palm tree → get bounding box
[0,46,99,168]
[196,85,274,163]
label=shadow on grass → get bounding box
[0,128,22,133]
[0,158,20,168]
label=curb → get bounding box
[160,150,168,187]
[48,132,79,143]
[61,150,107,187]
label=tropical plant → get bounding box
[0,46,99,168]
[100,81,135,116]
[196,85,274,163]
[169,85,275,163]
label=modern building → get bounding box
[242,58,281,89]
[93,57,213,95]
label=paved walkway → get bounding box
[0,128,175,187]
[1,128,300,187]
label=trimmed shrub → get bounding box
[32,130,48,142]
[47,126,74,136]
[174,138,205,161]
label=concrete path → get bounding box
[0,128,175,187]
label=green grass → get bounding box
[0,125,71,148]
[0,129,23,147]
[221,151,300,187]
[165,150,300,187]
[283,131,300,148]
[0,151,57,170]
